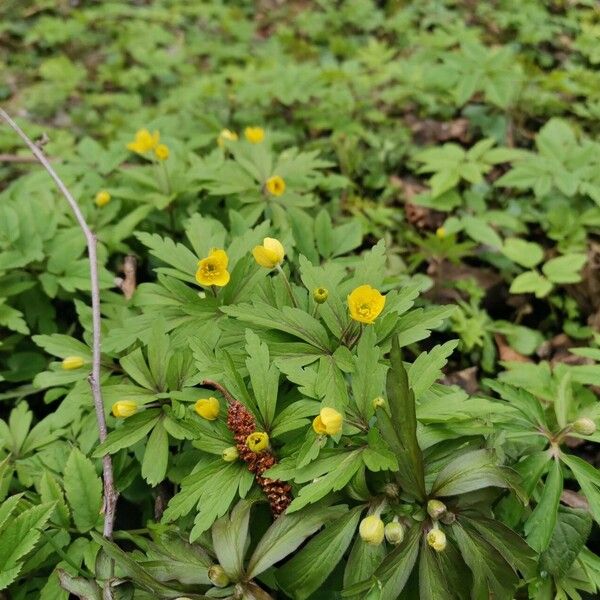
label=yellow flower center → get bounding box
[358,303,372,318]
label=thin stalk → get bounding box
[0,109,118,562]
[276,264,298,308]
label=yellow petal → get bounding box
[252,245,281,269]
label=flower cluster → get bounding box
[126,128,169,161]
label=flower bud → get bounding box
[313,287,329,304]
[312,407,343,436]
[62,356,85,370]
[359,515,385,545]
[208,565,230,588]
[426,528,447,552]
[436,227,446,239]
[154,144,170,160]
[383,483,400,499]
[372,396,385,409]
[222,446,239,462]
[384,521,405,545]
[573,417,596,436]
[246,432,269,453]
[112,400,138,418]
[95,190,111,207]
[194,397,220,421]
[427,499,447,520]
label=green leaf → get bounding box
[135,232,198,283]
[245,330,279,427]
[510,271,553,298]
[277,507,362,599]
[525,459,563,553]
[408,341,458,400]
[502,238,544,268]
[0,502,54,588]
[286,451,364,512]
[555,372,572,430]
[540,507,592,577]
[64,448,102,532]
[39,471,70,528]
[381,336,426,501]
[431,449,512,497]
[343,537,386,599]
[542,253,587,284]
[352,327,386,420]
[56,570,101,600]
[93,409,161,457]
[247,505,346,579]
[212,500,252,580]
[222,303,331,352]
[141,418,169,486]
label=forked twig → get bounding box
[0,109,118,541]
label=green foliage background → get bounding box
[1,1,600,598]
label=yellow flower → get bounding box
[347,285,386,325]
[436,227,446,239]
[312,407,343,436]
[246,432,269,453]
[127,128,160,154]
[195,249,231,287]
[244,126,265,144]
[194,397,220,420]
[62,356,85,370]
[154,144,170,160]
[265,175,286,196]
[112,400,138,418]
[426,528,447,552]
[217,128,238,147]
[95,190,111,207]
[252,237,285,269]
[222,446,239,462]
[359,515,385,545]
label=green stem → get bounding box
[42,531,94,578]
[276,265,298,308]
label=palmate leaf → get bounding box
[135,231,198,283]
[452,522,520,600]
[540,508,592,578]
[222,302,331,352]
[524,458,563,552]
[377,336,426,501]
[246,504,347,579]
[343,524,421,599]
[276,507,362,600]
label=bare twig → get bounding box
[0,109,119,540]
[202,379,237,404]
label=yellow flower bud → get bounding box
[427,528,447,552]
[246,432,269,453]
[244,126,265,144]
[313,287,329,304]
[359,515,385,545]
[347,285,386,325]
[436,227,446,239]
[222,446,239,462]
[194,397,220,421]
[384,521,405,545]
[574,417,596,436]
[154,144,170,160]
[95,190,111,207]
[217,128,238,147]
[312,407,343,436]
[252,237,285,269]
[265,175,286,196]
[208,565,230,588]
[372,396,385,409]
[427,499,447,520]
[112,400,138,418]
[62,356,85,370]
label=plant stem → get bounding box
[276,264,298,308]
[0,110,119,545]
